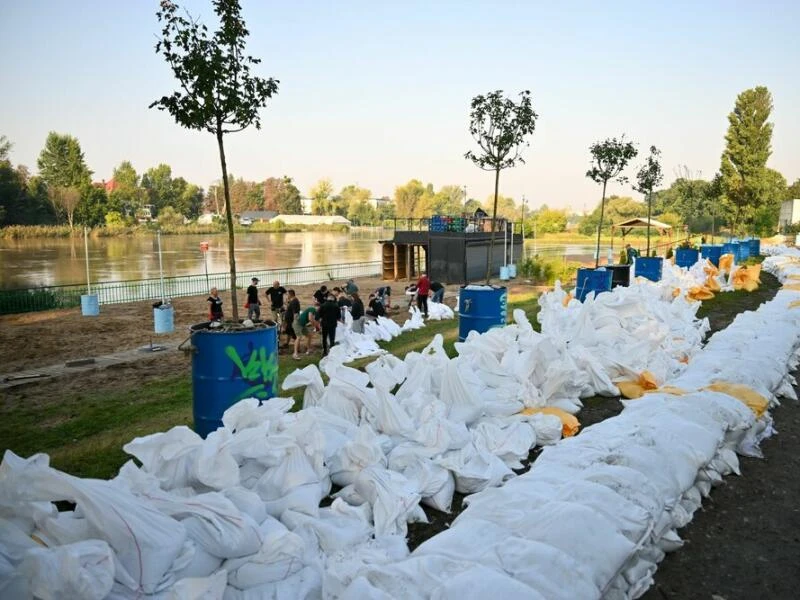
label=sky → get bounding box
[1,0,798,212]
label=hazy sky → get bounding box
[1,0,798,212]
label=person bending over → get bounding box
[430,281,445,303]
[292,304,318,359]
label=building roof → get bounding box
[611,217,673,231]
[270,214,352,226]
[240,210,278,220]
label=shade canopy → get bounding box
[611,217,672,237]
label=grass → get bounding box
[0,292,542,479]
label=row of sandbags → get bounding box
[0,254,759,599]
[340,252,800,599]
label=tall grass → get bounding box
[518,255,582,285]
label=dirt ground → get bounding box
[4,272,796,597]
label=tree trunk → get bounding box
[485,167,501,283]
[594,179,608,268]
[217,126,239,322]
[646,189,652,254]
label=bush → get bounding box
[518,255,580,285]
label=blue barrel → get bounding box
[721,242,739,264]
[499,266,510,281]
[701,244,723,267]
[748,238,760,257]
[191,323,279,438]
[634,257,664,282]
[458,286,507,342]
[154,304,175,334]
[575,268,613,301]
[675,248,700,268]
[508,264,517,278]
[80,294,100,316]
[737,241,751,262]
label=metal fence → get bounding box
[0,261,382,315]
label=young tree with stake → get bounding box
[633,146,663,255]
[586,136,638,267]
[150,0,279,322]
[465,90,538,282]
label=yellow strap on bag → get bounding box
[789,299,800,309]
[732,264,761,292]
[615,371,659,399]
[687,286,715,301]
[704,262,719,277]
[672,288,681,298]
[644,385,688,396]
[704,382,769,418]
[562,292,573,307]
[519,407,581,437]
[784,284,800,291]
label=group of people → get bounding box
[206,274,447,360]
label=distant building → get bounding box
[779,199,800,230]
[92,179,118,194]
[240,210,278,223]
[270,214,351,226]
[197,213,219,225]
[300,197,313,215]
[368,197,392,210]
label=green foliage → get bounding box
[310,178,335,215]
[531,206,568,234]
[263,176,302,214]
[518,255,580,285]
[482,194,518,220]
[465,89,538,281]
[104,211,126,229]
[48,186,82,229]
[0,287,82,314]
[151,0,279,322]
[787,179,800,200]
[394,179,434,218]
[0,135,11,161]
[585,135,638,267]
[720,86,774,235]
[157,205,184,227]
[1,159,56,226]
[578,195,646,235]
[75,184,109,227]
[36,132,92,190]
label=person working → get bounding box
[207,287,223,321]
[283,289,300,348]
[265,280,287,321]
[430,281,445,303]
[625,244,640,264]
[313,285,328,305]
[350,292,365,333]
[245,277,261,321]
[292,304,318,360]
[416,272,430,318]
[366,293,386,318]
[317,293,341,357]
[344,279,359,295]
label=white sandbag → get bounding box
[0,451,187,595]
[430,564,545,599]
[364,354,408,391]
[223,517,307,589]
[328,425,387,488]
[223,566,321,600]
[281,364,326,409]
[122,426,239,492]
[435,443,514,494]
[439,358,485,425]
[221,397,295,432]
[16,539,115,600]
[255,444,323,518]
[529,413,563,445]
[322,535,409,600]
[360,387,415,437]
[471,420,536,469]
[166,569,227,600]
[222,487,268,525]
[353,467,427,537]
[281,506,373,554]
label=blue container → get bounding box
[191,323,279,438]
[721,242,739,264]
[701,244,723,267]
[737,241,751,262]
[154,304,175,334]
[634,257,664,282]
[508,264,517,278]
[675,248,700,268]
[575,268,613,302]
[748,238,760,257]
[458,286,508,342]
[499,265,510,281]
[80,294,99,317]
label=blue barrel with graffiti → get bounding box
[191,323,279,438]
[458,285,507,342]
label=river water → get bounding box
[0,229,601,289]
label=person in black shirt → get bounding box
[313,285,328,305]
[430,281,445,303]
[350,292,365,333]
[317,293,341,356]
[245,278,261,321]
[265,280,287,321]
[283,289,300,347]
[207,287,223,321]
[366,293,386,318]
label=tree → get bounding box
[142,163,177,210]
[786,178,800,200]
[632,145,663,253]
[720,86,773,236]
[0,135,12,161]
[48,186,82,229]
[430,185,466,216]
[585,136,638,267]
[75,185,109,227]
[310,178,334,215]
[108,161,146,216]
[36,132,92,190]
[482,194,517,220]
[158,205,185,227]
[465,90,538,281]
[751,168,787,235]
[151,0,279,322]
[532,207,568,234]
[578,196,645,235]
[175,180,204,218]
[264,176,302,214]
[394,179,429,218]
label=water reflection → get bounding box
[0,230,388,289]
